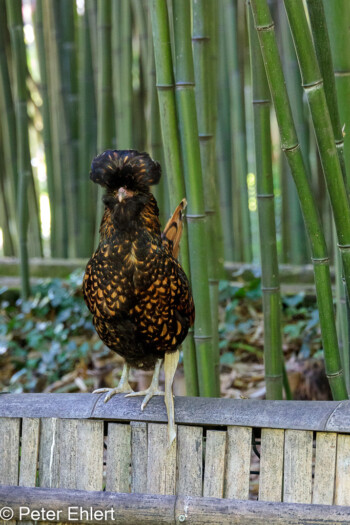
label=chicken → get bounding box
[83,149,195,445]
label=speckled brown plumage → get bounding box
[83,149,195,372]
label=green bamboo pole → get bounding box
[147,9,168,228]
[48,0,79,257]
[216,9,234,261]
[112,0,132,149]
[94,0,114,246]
[208,1,225,277]
[85,0,98,103]
[307,0,345,177]
[248,4,283,400]
[307,0,350,390]
[131,0,148,152]
[323,0,350,391]
[171,0,219,397]
[6,0,31,298]
[192,0,220,395]
[150,0,199,397]
[250,0,348,400]
[33,0,57,256]
[132,0,149,84]
[283,0,350,307]
[0,1,17,256]
[42,0,68,258]
[60,0,80,255]
[323,0,350,191]
[323,0,350,390]
[226,0,252,262]
[78,1,97,257]
[0,138,15,255]
[277,2,308,265]
[222,1,240,260]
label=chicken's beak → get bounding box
[117,187,129,202]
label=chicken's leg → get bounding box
[93,362,134,402]
[125,358,164,410]
[164,349,179,446]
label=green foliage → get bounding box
[0,273,102,392]
[0,272,334,396]
[219,277,323,365]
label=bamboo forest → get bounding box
[1,0,350,405]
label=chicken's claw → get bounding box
[126,388,164,411]
[93,384,134,403]
[93,363,133,402]
[125,358,163,410]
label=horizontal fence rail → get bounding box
[0,394,349,432]
[1,485,350,525]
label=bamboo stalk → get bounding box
[247,3,283,400]
[323,0,350,392]
[131,1,148,152]
[276,2,308,265]
[42,0,68,258]
[0,1,17,256]
[33,0,57,256]
[208,1,225,277]
[225,0,252,262]
[171,0,218,396]
[78,1,97,257]
[94,0,114,246]
[323,1,350,190]
[112,0,132,149]
[192,0,221,395]
[216,10,234,261]
[85,0,98,103]
[250,0,348,400]
[307,0,350,390]
[147,9,168,228]
[0,138,15,255]
[96,0,113,150]
[49,0,79,257]
[150,0,199,396]
[60,0,80,255]
[6,0,31,298]
[283,0,350,308]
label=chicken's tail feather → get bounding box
[162,198,187,259]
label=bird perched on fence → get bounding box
[83,149,195,445]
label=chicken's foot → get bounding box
[164,349,179,447]
[93,363,134,403]
[125,358,164,410]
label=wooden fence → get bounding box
[1,394,350,523]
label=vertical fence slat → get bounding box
[0,417,20,525]
[76,420,104,491]
[177,425,203,496]
[224,426,252,499]
[0,417,20,485]
[106,423,131,493]
[283,430,313,503]
[335,433,350,505]
[147,423,177,495]
[19,418,40,487]
[259,428,284,502]
[313,432,337,505]
[38,418,60,488]
[58,419,78,489]
[203,430,227,498]
[131,421,148,494]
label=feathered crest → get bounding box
[90,149,161,191]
